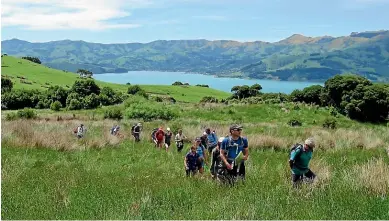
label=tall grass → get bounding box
[2,103,389,219]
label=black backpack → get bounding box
[289,143,303,159]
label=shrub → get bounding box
[5,112,18,121]
[172,81,184,86]
[200,96,218,103]
[125,102,178,121]
[288,118,302,127]
[127,85,143,95]
[1,78,13,93]
[50,101,62,111]
[104,108,123,120]
[17,108,37,119]
[68,99,82,110]
[323,117,337,129]
[83,93,100,109]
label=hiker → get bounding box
[175,129,186,152]
[289,138,316,187]
[205,128,218,154]
[164,127,173,151]
[210,137,225,178]
[184,145,201,177]
[76,123,85,139]
[154,127,165,149]
[110,125,120,136]
[132,123,142,142]
[220,124,249,180]
[200,132,208,151]
[151,128,159,144]
[195,137,207,174]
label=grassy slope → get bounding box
[1,103,389,219]
[0,56,230,102]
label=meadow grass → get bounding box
[2,103,389,219]
[1,56,230,102]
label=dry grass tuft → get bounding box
[348,158,389,196]
[1,119,128,150]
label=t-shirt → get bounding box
[196,145,205,158]
[221,136,248,160]
[175,133,185,142]
[155,130,165,141]
[165,132,172,143]
[207,133,218,147]
[290,147,312,175]
[186,152,200,169]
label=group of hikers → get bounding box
[73,122,316,187]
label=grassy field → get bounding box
[2,102,389,219]
[0,56,230,102]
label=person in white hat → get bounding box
[164,127,174,151]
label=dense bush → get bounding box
[127,85,143,95]
[50,101,62,111]
[104,108,123,120]
[172,81,184,86]
[17,108,37,119]
[1,78,13,93]
[125,99,179,121]
[200,96,219,103]
[21,56,41,64]
[83,93,100,109]
[196,84,209,88]
[288,118,302,127]
[323,117,337,129]
[290,85,324,105]
[70,79,100,97]
[68,99,82,110]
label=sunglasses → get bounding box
[233,129,242,131]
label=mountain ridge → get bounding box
[2,30,389,82]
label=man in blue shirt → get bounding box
[220,124,249,180]
[205,128,218,154]
[195,137,207,174]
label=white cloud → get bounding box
[1,0,152,30]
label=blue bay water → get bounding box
[94,71,323,94]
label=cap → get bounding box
[167,127,171,131]
[230,124,243,131]
[203,132,207,136]
[218,137,224,143]
[137,123,142,126]
[195,137,201,142]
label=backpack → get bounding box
[131,125,136,132]
[289,143,303,159]
[223,136,243,158]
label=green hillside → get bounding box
[0,56,230,103]
[2,30,389,82]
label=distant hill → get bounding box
[2,30,389,82]
[0,56,230,103]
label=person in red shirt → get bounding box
[154,127,165,149]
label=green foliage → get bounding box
[83,93,100,109]
[288,118,302,127]
[323,117,337,129]
[200,96,219,103]
[125,99,179,121]
[76,69,93,78]
[16,108,37,119]
[70,79,100,97]
[1,78,13,93]
[104,108,123,120]
[172,81,184,86]
[231,84,263,100]
[47,86,68,107]
[127,85,143,95]
[68,99,82,110]
[290,85,324,105]
[5,112,17,120]
[195,84,209,88]
[50,101,62,111]
[21,56,41,64]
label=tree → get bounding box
[47,86,68,107]
[1,78,13,93]
[172,81,184,86]
[21,56,41,64]
[76,69,93,78]
[70,79,100,97]
[127,85,143,95]
[249,83,262,97]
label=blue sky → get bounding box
[1,0,389,43]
